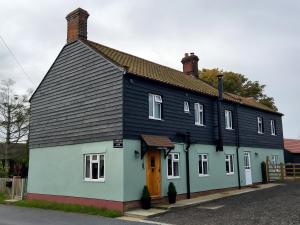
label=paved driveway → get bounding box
[0,204,152,225]
[149,181,300,225]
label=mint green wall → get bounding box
[27,141,124,201]
[123,139,284,201]
[28,139,284,203]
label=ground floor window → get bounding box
[84,154,105,182]
[198,154,208,176]
[167,153,180,179]
[225,154,234,175]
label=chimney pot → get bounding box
[181,52,199,77]
[66,8,89,43]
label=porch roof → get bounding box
[141,135,174,149]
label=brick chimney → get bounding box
[181,53,199,77]
[66,8,89,43]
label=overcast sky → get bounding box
[0,0,299,138]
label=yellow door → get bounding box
[146,150,161,197]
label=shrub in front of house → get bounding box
[140,186,151,209]
[168,182,177,204]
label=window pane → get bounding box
[167,155,172,176]
[149,94,154,117]
[173,161,179,177]
[154,102,161,119]
[85,155,90,178]
[92,162,99,179]
[226,161,229,173]
[230,156,234,172]
[99,155,104,178]
[200,110,204,125]
[199,156,203,174]
[195,104,200,124]
[203,161,208,175]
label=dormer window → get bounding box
[149,94,162,120]
[184,101,190,113]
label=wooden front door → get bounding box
[146,150,161,197]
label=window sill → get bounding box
[167,176,180,180]
[226,173,235,176]
[149,117,162,121]
[271,134,277,136]
[226,128,234,131]
[257,132,264,135]
[195,123,205,127]
[84,179,105,183]
[199,174,209,177]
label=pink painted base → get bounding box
[26,193,124,213]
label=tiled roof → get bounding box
[141,134,174,148]
[84,40,279,114]
[284,139,300,154]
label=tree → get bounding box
[0,79,30,171]
[199,68,278,111]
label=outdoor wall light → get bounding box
[134,150,140,158]
[255,152,259,156]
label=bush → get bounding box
[168,182,177,204]
[140,186,151,209]
[261,161,268,184]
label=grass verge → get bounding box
[14,199,121,218]
[0,192,6,204]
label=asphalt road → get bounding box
[0,205,151,225]
[149,180,300,225]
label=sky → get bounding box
[0,0,299,139]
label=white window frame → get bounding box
[225,110,233,130]
[198,154,209,176]
[184,101,190,113]
[271,155,279,172]
[270,120,276,135]
[257,117,264,134]
[194,103,204,126]
[149,93,162,120]
[225,154,234,175]
[167,153,180,179]
[84,154,105,182]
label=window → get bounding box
[270,120,276,135]
[149,94,162,120]
[195,103,204,126]
[257,117,264,134]
[167,153,180,179]
[198,154,208,176]
[225,154,234,174]
[184,101,190,113]
[225,110,233,129]
[84,154,105,182]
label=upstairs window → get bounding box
[270,120,276,135]
[257,117,264,134]
[198,154,208,176]
[149,94,162,120]
[167,153,180,179]
[84,154,105,182]
[184,101,190,113]
[225,110,233,129]
[195,103,204,126]
[225,154,234,175]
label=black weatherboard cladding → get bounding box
[123,74,283,149]
[29,41,124,148]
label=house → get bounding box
[27,8,284,213]
[0,143,28,177]
[284,139,300,163]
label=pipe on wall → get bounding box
[235,104,242,189]
[216,74,224,151]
